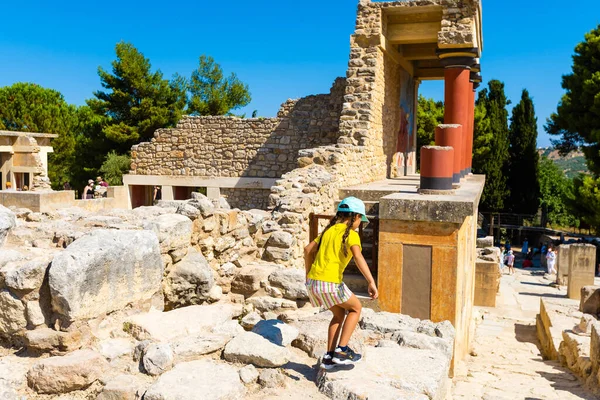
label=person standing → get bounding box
[506,250,516,275]
[83,179,94,199]
[304,197,378,369]
[522,238,529,255]
[499,245,507,272]
[546,246,557,275]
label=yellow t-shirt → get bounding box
[307,223,362,284]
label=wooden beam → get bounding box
[387,22,440,45]
[383,5,443,16]
[415,68,445,80]
[378,35,414,75]
[402,44,438,61]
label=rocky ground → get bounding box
[452,266,599,399]
[0,200,456,399]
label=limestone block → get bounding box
[266,231,294,248]
[171,332,233,362]
[557,244,571,285]
[239,364,259,384]
[26,349,109,394]
[231,263,279,297]
[567,244,596,300]
[252,319,299,346]
[580,286,600,315]
[143,214,192,253]
[241,311,263,330]
[0,289,27,336]
[49,230,163,322]
[97,374,151,400]
[476,236,493,248]
[143,343,174,376]
[0,205,17,247]
[25,300,46,327]
[223,331,291,367]
[474,261,501,307]
[246,296,298,313]
[164,247,214,309]
[258,368,286,388]
[97,338,134,361]
[264,246,293,262]
[268,269,309,300]
[24,328,84,354]
[1,257,50,293]
[318,347,449,400]
[0,249,25,269]
[125,303,241,342]
[143,360,245,400]
[359,308,420,334]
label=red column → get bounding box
[435,124,463,185]
[444,67,471,178]
[467,81,475,174]
[420,146,454,192]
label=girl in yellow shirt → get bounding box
[304,197,378,369]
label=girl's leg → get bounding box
[327,306,346,353]
[336,295,362,347]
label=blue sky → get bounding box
[1,1,599,148]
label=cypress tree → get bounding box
[507,89,540,214]
[473,80,510,212]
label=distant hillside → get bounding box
[538,148,589,179]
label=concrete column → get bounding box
[439,50,478,178]
[435,124,463,185]
[162,186,174,201]
[443,67,470,178]
[207,187,221,199]
[419,146,454,192]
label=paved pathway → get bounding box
[452,268,599,400]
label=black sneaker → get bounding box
[320,354,336,370]
[333,346,362,365]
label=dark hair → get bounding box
[316,211,359,257]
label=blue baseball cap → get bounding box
[337,197,369,222]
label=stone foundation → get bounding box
[220,188,270,211]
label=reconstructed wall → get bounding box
[130,79,345,179]
[221,188,270,211]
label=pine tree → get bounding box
[186,55,251,116]
[474,80,510,212]
[0,82,79,188]
[546,25,600,174]
[507,89,540,214]
[86,41,186,153]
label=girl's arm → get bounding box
[351,245,379,299]
[304,241,317,279]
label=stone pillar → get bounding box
[419,146,454,192]
[435,124,463,185]
[567,244,596,300]
[557,244,571,286]
[207,187,221,200]
[439,50,478,178]
[162,186,175,201]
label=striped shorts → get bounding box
[306,278,353,309]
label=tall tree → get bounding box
[86,41,186,153]
[507,89,540,214]
[473,80,511,211]
[416,95,444,167]
[186,55,251,116]
[472,101,493,173]
[539,157,578,228]
[0,82,79,188]
[546,25,600,174]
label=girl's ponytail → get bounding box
[316,213,341,254]
[341,212,358,257]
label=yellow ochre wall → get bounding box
[378,215,477,373]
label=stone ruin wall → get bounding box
[127,0,482,270]
[130,78,346,180]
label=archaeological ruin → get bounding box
[0,1,503,399]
